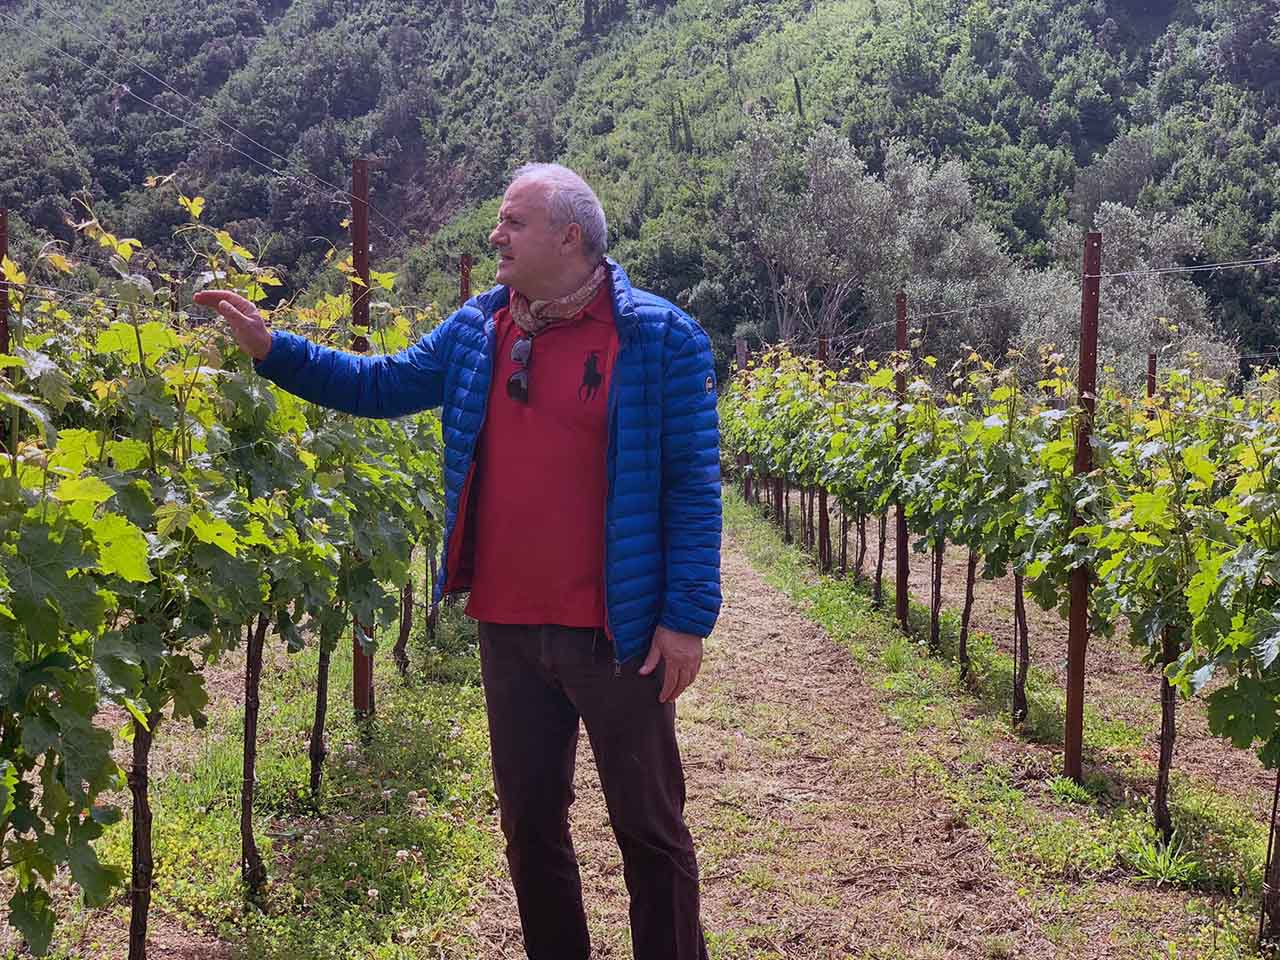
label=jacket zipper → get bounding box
[439,314,497,597]
[604,333,623,675]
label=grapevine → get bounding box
[0,196,442,955]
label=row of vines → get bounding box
[0,197,443,955]
[721,344,1280,909]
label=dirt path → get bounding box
[455,531,1211,959]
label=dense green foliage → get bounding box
[0,200,441,953]
[2,0,1277,358]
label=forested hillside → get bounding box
[3,0,1278,359]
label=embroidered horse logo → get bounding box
[580,351,603,401]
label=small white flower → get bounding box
[395,849,411,862]
[382,789,394,799]
[377,827,389,836]
[367,887,380,900]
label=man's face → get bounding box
[489,178,575,299]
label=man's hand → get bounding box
[192,290,272,361]
[638,625,704,703]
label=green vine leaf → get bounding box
[89,513,153,583]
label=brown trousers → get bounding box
[477,622,708,960]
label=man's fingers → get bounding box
[659,666,679,703]
[222,303,264,336]
[198,295,271,361]
[193,289,256,314]
[664,657,703,703]
[666,665,695,703]
[638,641,662,676]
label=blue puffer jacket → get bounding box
[254,259,722,663]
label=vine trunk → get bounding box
[241,614,269,895]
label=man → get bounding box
[195,163,722,959]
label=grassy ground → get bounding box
[725,490,1266,958]
[10,611,501,960]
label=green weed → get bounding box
[1123,829,1205,888]
[1048,774,1095,805]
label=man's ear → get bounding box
[561,222,583,253]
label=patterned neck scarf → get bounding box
[509,262,608,336]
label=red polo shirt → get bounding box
[460,285,618,627]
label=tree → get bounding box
[1024,203,1236,388]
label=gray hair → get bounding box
[511,163,609,259]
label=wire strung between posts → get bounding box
[48,247,202,280]
[17,300,424,352]
[1163,407,1279,430]
[15,280,202,311]
[30,2,411,248]
[31,258,203,289]
[0,9,402,249]
[15,286,240,324]
[906,297,1018,322]
[843,317,900,342]
[12,253,198,286]
[1070,494,1249,561]
[15,283,166,311]
[16,279,429,332]
[1086,255,1280,280]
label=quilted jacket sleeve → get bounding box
[253,317,456,417]
[659,320,723,638]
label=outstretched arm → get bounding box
[194,290,450,418]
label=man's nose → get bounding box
[489,226,505,247]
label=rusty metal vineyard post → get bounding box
[0,206,12,456]
[1,208,9,357]
[1,209,8,459]
[817,337,831,572]
[895,292,910,634]
[0,208,9,359]
[1065,231,1101,783]
[1148,349,1178,840]
[351,158,375,721]
[735,338,752,503]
